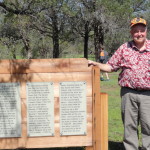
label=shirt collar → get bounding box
[129,39,150,52]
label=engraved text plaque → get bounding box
[60,81,87,136]
[0,83,21,138]
[27,82,54,137]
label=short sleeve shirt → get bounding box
[107,39,150,90]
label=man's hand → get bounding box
[88,60,98,66]
[88,60,112,72]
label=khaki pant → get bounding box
[121,87,150,150]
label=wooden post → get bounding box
[99,93,108,150]
[88,66,108,150]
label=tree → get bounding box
[68,0,93,59]
[29,0,73,58]
[0,0,150,60]
[0,0,72,58]
[0,0,40,59]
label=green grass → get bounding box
[100,72,143,150]
[100,72,125,149]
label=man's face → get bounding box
[130,24,147,44]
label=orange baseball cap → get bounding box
[130,17,147,27]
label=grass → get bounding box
[100,72,123,141]
[100,72,125,150]
[101,72,143,150]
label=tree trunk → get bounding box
[92,0,104,61]
[12,48,16,59]
[94,22,104,61]
[52,13,59,58]
[22,38,32,59]
[10,45,16,59]
[21,36,32,59]
[84,22,89,59]
[52,33,59,58]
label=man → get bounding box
[99,46,110,81]
[88,17,150,150]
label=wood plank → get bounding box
[86,146,94,150]
[0,125,92,149]
[25,123,92,148]
[92,67,108,150]
[69,58,90,72]
[0,74,26,83]
[0,60,11,74]
[99,93,108,150]
[4,58,90,73]
[0,138,21,149]
[16,58,70,73]
[26,72,92,82]
[92,66,101,150]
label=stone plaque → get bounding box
[27,82,54,137]
[60,81,87,136]
[0,83,21,138]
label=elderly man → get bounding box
[88,18,150,150]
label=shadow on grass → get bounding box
[109,141,125,150]
[109,141,144,150]
[17,144,144,150]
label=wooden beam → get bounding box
[92,66,100,150]
[92,67,108,150]
[100,93,108,150]
[0,58,91,74]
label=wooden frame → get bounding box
[0,58,108,150]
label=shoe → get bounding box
[105,79,110,81]
[100,77,104,81]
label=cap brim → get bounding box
[130,22,146,27]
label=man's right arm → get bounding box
[88,60,112,73]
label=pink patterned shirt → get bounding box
[107,39,150,90]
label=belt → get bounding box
[123,87,148,92]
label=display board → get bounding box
[0,58,108,150]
